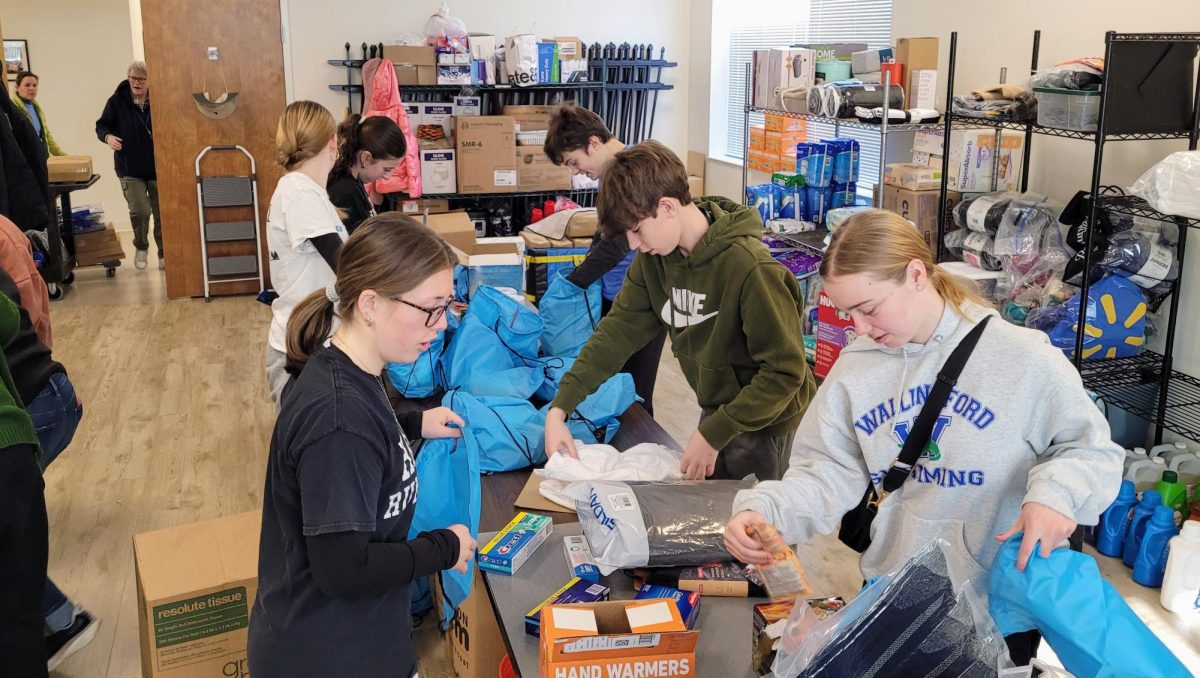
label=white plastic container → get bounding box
[1127,458,1165,494]
[1033,87,1101,131]
[1160,521,1200,616]
[1155,442,1194,469]
[1124,447,1149,474]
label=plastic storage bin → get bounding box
[1034,87,1101,131]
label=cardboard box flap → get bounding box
[133,511,260,602]
[542,601,699,661]
[424,212,521,264]
[686,151,706,179]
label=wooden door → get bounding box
[141,0,286,298]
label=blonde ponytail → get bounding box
[820,209,991,316]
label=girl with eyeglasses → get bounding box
[248,213,473,678]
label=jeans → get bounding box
[28,372,84,632]
[120,176,162,253]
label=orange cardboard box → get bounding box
[748,150,772,173]
[763,132,805,157]
[764,113,806,134]
[541,601,699,678]
[625,599,686,634]
[749,125,766,152]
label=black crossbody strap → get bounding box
[878,315,992,496]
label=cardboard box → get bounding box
[420,148,457,194]
[47,155,93,183]
[477,511,553,575]
[552,36,586,61]
[75,221,126,266]
[454,95,482,118]
[754,48,817,108]
[884,163,943,191]
[797,42,868,61]
[764,113,806,133]
[541,601,700,678]
[911,69,938,110]
[635,584,700,629]
[912,128,945,156]
[438,568,508,678]
[895,37,939,105]
[851,48,893,76]
[418,102,454,140]
[749,125,767,151]
[564,535,601,582]
[763,130,806,157]
[688,175,705,199]
[947,131,1024,192]
[438,64,473,85]
[686,151,707,179]
[815,290,855,378]
[525,577,611,637]
[456,116,518,194]
[625,599,686,633]
[678,562,752,597]
[425,211,524,297]
[383,44,437,67]
[502,105,556,132]
[399,198,450,215]
[537,42,561,83]
[748,150,772,174]
[881,185,962,257]
[516,145,572,191]
[133,511,260,678]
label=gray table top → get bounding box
[478,522,760,678]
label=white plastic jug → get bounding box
[1126,459,1165,494]
[1161,521,1200,616]
[1169,454,1200,497]
[1155,442,1193,468]
[1124,447,1149,473]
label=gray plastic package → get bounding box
[563,479,754,575]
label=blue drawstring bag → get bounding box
[538,364,637,445]
[444,389,546,472]
[539,271,601,358]
[408,426,480,629]
[411,576,434,616]
[453,263,469,302]
[442,286,547,399]
[1033,275,1148,361]
[989,536,1191,678]
[385,330,447,398]
[602,249,635,301]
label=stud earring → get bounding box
[916,283,925,291]
[365,317,374,327]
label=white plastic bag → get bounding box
[535,442,682,508]
[1129,151,1200,219]
[423,2,467,45]
[504,34,538,87]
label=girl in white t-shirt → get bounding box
[264,101,348,403]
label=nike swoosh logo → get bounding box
[660,301,719,328]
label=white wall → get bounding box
[281,0,692,160]
[893,0,1200,437]
[3,0,137,230]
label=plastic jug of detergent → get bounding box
[1096,480,1138,557]
[1123,489,1162,567]
[1161,520,1200,616]
[1132,505,1179,587]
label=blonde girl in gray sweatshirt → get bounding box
[725,210,1123,661]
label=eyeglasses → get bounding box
[394,297,453,328]
[128,76,147,83]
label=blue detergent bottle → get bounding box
[1096,480,1138,557]
[1123,489,1162,567]
[1132,505,1179,587]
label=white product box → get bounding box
[947,131,1025,192]
[420,148,457,194]
[419,103,455,138]
[911,69,938,110]
[403,103,421,128]
[453,95,482,118]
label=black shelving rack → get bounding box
[936,30,1200,444]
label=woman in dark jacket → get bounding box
[326,114,408,234]
[95,60,161,271]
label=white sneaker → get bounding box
[159,255,165,270]
[134,250,148,270]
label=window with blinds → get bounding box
[721,0,894,190]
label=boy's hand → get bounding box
[680,432,718,480]
[545,407,578,459]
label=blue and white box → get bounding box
[477,511,553,575]
[635,584,700,629]
[525,577,611,636]
[563,535,600,582]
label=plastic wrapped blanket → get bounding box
[772,539,1011,677]
[563,479,753,575]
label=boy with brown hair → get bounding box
[542,102,666,415]
[545,141,816,481]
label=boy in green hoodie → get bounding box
[545,141,816,481]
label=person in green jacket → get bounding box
[12,72,66,157]
[0,291,50,676]
[544,141,816,481]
